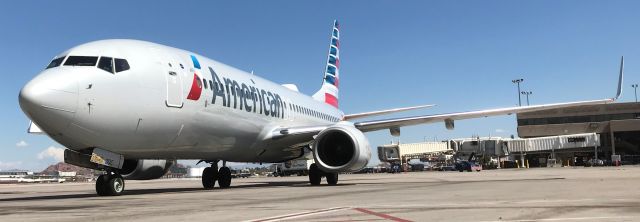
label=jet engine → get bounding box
[312,124,371,173]
[120,159,175,180]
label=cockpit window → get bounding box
[64,56,98,66]
[46,56,66,69]
[98,57,114,73]
[114,58,130,72]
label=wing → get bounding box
[270,125,331,140]
[354,98,616,132]
[343,104,435,120]
[356,56,624,133]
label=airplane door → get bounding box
[165,56,184,108]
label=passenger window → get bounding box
[98,57,114,73]
[64,56,98,66]
[203,78,208,89]
[115,59,130,72]
[46,56,65,69]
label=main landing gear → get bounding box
[309,163,339,186]
[202,160,232,189]
[96,172,125,196]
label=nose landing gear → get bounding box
[96,172,125,196]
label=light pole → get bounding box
[633,84,638,102]
[512,79,524,106]
[521,91,532,105]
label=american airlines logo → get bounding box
[185,63,286,119]
[186,73,203,101]
[208,68,286,118]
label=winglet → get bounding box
[614,56,624,101]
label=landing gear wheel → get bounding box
[326,172,339,185]
[308,163,322,185]
[96,174,108,196]
[106,174,125,196]
[202,167,218,189]
[218,167,232,188]
[96,173,124,196]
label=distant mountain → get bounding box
[40,162,94,176]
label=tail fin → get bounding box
[313,20,340,108]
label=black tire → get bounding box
[202,167,217,189]
[218,167,232,188]
[458,169,463,172]
[309,163,322,185]
[105,174,125,196]
[326,172,338,185]
[95,174,108,196]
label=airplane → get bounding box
[19,20,623,196]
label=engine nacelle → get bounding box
[120,159,174,180]
[312,124,371,173]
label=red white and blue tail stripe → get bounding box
[313,20,340,108]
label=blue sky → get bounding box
[1,1,639,171]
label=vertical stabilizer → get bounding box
[313,20,340,108]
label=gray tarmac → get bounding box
[1,166,640,222]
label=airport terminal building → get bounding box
[517,102,640,164]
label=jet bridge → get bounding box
[378,141,453,165]
[505,133,600,153]
[505,133,601,167]
[379,133,601,168]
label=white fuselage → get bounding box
[20,39,343,163]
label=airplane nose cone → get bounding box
[19,70,79,132]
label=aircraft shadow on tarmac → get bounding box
[1,178,561,202]
[344,177,566,185]
[0,180,352,202]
